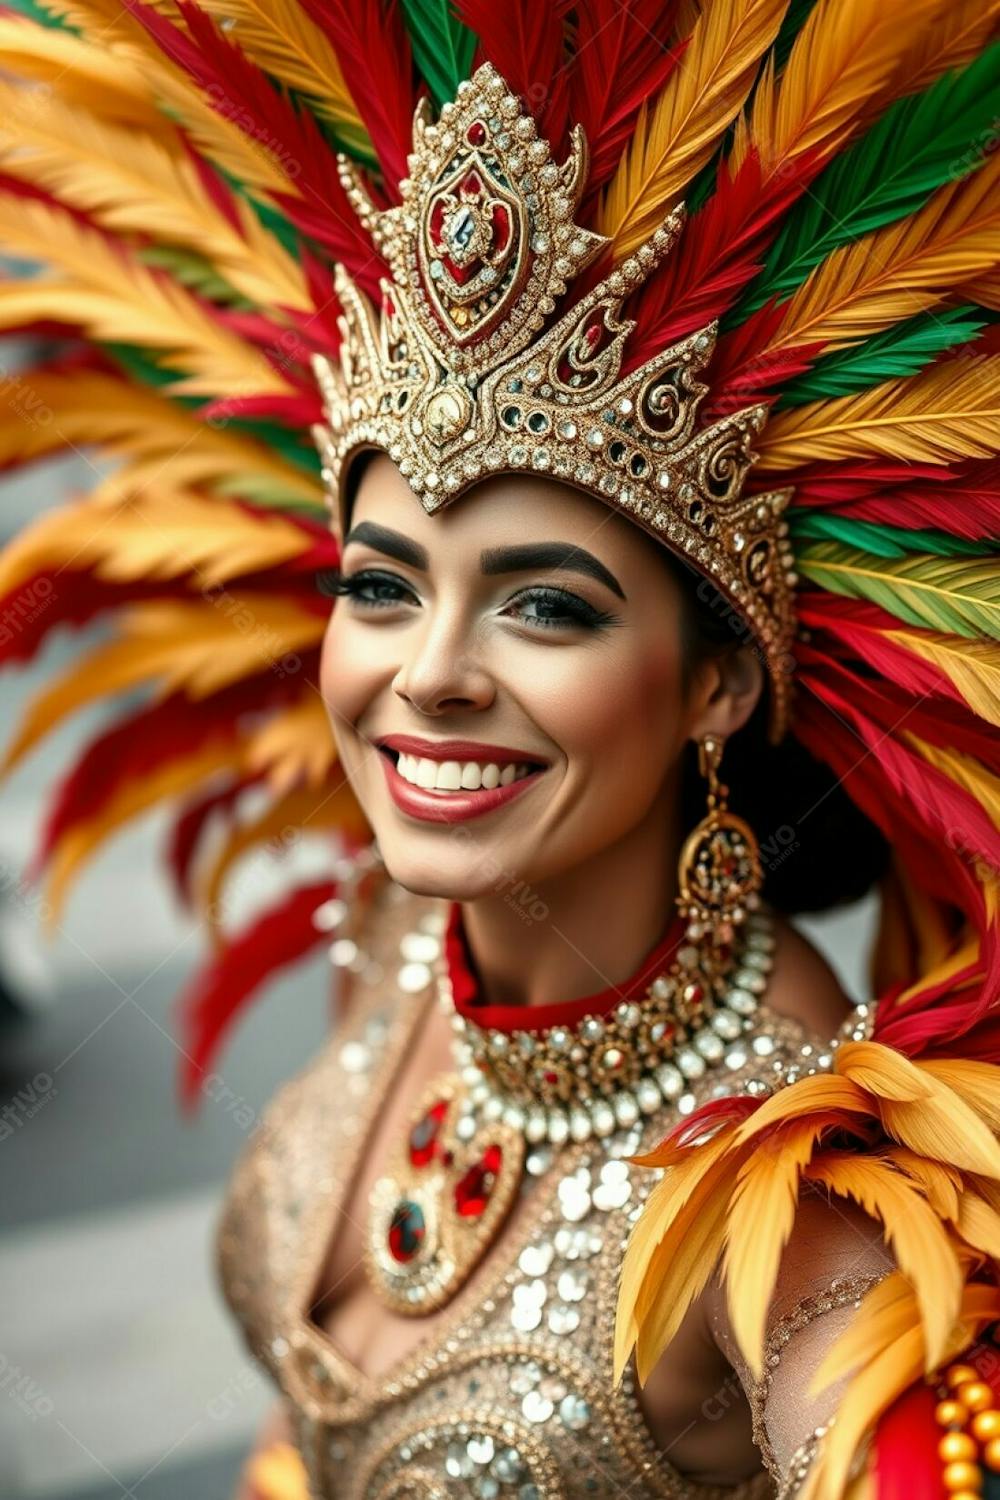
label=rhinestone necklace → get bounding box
[364,904,774,1314]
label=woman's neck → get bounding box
[459,790,680,1011]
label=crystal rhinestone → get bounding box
[725,1046,748,1070]
[519,1242,554,1277]
[636,1078,662,1114]
[547,1303,581,1334]
[503,1103,526,1131]
[339,1041,370,1074]
[676,1047,706,1078]
[593,1176,631,1211]
[678,1092,697,1114]
[580,1017,604,1043]
[613,1091,639,1128]
[657,469,672,489]
[600,1046,625,1072]
[655,1062,683,1097]
[397,961,432,992]
[557,418,577,440]
[330,938,358,967]
[510,1303,542,1333]
[591,1100,616,1137]
[548,1110,569,1146]
[735,969,767,993]
[525,1108,548,1143]
[585,427,605,449]
[513,1278,547,1309]
[559,1394,592,1431]
[557,1268,587,1302]
[557,1176,591,1222]
[312,898,346,932]
[455,1112,476,1142]
[693,1029,725,1062]
[569,1108,592,1143]
[509,1364,541,1395]
[526,1146,553,1177]
[711,1010,743,1041]
[617,1002,642,1028]
[446,1440,475,1478]
[521,1390,554,1423]
[727,988,758,1015]
[491,1447,527,1483]
[468,1435,495,1466]
[399,931,440,962]
[752,1034,776,1056]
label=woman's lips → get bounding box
[376,747,546,823]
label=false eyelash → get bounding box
[314,567,349,598]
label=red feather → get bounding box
[569,0,684,215]
[177,876,336,1104]
[292,0,418,191]
[456,0,573,158]
[167,771,266,906]
[199,390,323,425]
[790,459,1000,541]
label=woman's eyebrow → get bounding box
[343,521,428,569]
[344,524,627,601]
[480,541,626,600]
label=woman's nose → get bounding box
[391,613,495,715]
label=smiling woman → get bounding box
[0,3,998,1500]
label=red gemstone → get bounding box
[408,1099,449,1167]
[491,202,511,252]
[460,168,482,195]
[544,1070,560,1086]
[466,120,487,145]
[454,1144,502,1219]
[388,1199,426,1262]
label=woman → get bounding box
[0,4,998,1498]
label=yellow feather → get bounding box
[45,740,245,925]
[901,0,1000,95]
[955,1188,1000,1259]
[0,371,320,506]
[0,82,311,312]
[884,628,1000,727]
[0,17,165,129]
[598,0,790,257]
[0,200,292,398]
[119,597,326,697]
[736,0,948,174]
[883,1147,963,1220]
[877,1061,1000,1178]
[723,1118,833,1378]
[243,696,340,794]
[809,1270,921,1391]
[733,1072,873,1138]
[766,150,1000,355]
[921,1058,1000,1133]
[803,1153,962,1368]
[962,263,1000,308]
[835,1040,932,1102]
[757,356,1000,469]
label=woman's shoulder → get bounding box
[761,912,855,1039]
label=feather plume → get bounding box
[597,0,789,258]
[757,356,1000,468]
[0,15,167,128]
[0,198,292,397]
[454,0,570,156]
[399,0,477,111]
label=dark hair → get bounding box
[667,552,889,916]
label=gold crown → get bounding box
[311,62,796,736]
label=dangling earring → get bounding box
[676,734,762,950]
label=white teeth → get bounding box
[390,751,537,793]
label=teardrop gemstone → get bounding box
[454,1144,503,1219]
[388,1199,426,1263]
[408,1099,448,1168]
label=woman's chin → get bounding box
[373,836,527,905]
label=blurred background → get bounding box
[0,356,878,1500]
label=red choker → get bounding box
[443,901,687,1034]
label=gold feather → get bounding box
[0,200,292,398]
[0,17,166,129]
[803,1152,963,1368]
[883,1146,963,1220]
[765,149,1000,355]
[757,356,1000,468]
[901,0,1000,96]
[962,263,1000,308]
[795,547,1000,641]
[243,696,341,794]
[733,0,949,174]
[598,0,790,257]
[921,1058,1000,1133]
[884,628,1000,726]
[0,82,311,312]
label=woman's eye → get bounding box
[315,568,416,609]
[504,587,617,631]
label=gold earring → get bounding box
[676,734,762,947]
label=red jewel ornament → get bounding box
[408,1099,448,1167]
[388,1199,426,1263]
[454,1144,503,1219]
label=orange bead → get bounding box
[948,1366,982,1390]
[942,1461,982,1493]
[939,1433,977,1464]
[958,1382,995,1413]
[984,1437,1000,1472]
[938,1400,971,1428]
[972,1410,1000,1443]
[948,1492,983,1500]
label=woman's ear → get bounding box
[687,645,764,743]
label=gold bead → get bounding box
[940,1433,977,1463]
[942,1461,982,1492]
[972,1410,1000,1442]
[984,1437,1000,1472]
[948,1492,983,1500]
[938,1401,971,1428]
[947,1366,981,1390]
[958,1382,994,1413]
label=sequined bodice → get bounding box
[216,875,827,1499]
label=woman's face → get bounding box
[320,453,709,900]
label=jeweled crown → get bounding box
[312,62,796,736]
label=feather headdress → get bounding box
[0,9,997,1428]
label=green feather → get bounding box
[400,0,478,110]
[737,45,1000,316]
[772,0,817,69]
[790,513,985,558]
[3,0,76,28]
[139,247,252,307]
[797,544,1000,639]
[777,307,985,407]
